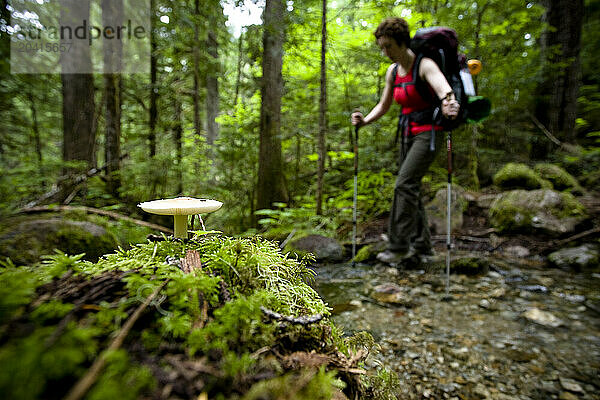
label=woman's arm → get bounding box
[351,64,395,127]
[419,57,459,119]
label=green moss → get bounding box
[243,367,343,400]
[489,190,587,233]
[534,163,584,194]
[0,235,399,399]
[493,163,553,190]
[451,256,490,275]
[488,198,534,233]
[353,244,375,263]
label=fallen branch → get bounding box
[541,226,600,254]
[22,154,129,209]
[18,205,172,235]
[63,279,169,400]
[260,306,324,326]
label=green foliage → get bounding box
[243,367,344,400]
[332,169,395,221]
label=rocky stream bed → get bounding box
[314,255,600,400]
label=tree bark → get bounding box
[193,0,202,139]
[256,0,289,214]
[60,0,96,174]
[316,0,327,215]
[533,0,584,157]
[173,96,183,195]
[234,31,244,107]
[149,0,158,158]
[102,0,123,197]
[205,29,220,147]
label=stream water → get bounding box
[313,255,600,400]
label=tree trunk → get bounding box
[256,0,288,213]
[234,31,244,107]
[193,0,202,139]
[60,0,96,174]
[316,0,327,215]
[149,0,158,158]
[102,0,123,197]
[533,0,584,158]
[173,97,183,195]
[206,29,220,147]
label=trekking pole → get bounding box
[352,124,359,266]
[444,132,453,300]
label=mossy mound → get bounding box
[489,189,587,235]
[0,217,118,265]
[0,235,398,399]
[533,163,584,194]
[493,163,553,190]
[451,256,490,275]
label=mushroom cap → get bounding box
[138,197,223,215]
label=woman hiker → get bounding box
[351,17,459,265]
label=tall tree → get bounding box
[534,0,584,157]
[60,0,96,172]
[192,0,202,138]
[102,0,123,197]
[149,0,158,158]
[206,28,220,147]
[256,0,288,213]
[316,0,327,215]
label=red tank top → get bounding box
[393,63,443,136]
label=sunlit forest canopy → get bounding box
[0,0,597,234]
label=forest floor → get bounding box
[313,192,600,400]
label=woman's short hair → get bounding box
[374,17,410,48]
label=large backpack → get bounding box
[392,26,490,146]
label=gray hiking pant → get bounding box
[388,130,442,253]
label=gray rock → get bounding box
[0,218,118,265]
[425,186,468,235]
[285,234,344,262]
[548,244,599,270]
[489,189,587,236]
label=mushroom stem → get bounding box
[173,215,189,238]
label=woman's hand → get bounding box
[351,111,366,127]
[441,96,459,119]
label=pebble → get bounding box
[559,377,584,394]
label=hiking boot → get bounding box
[376,249,415,266]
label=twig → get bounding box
[527,111,562,146]
[19,205,172,234]
[63,279,169,400]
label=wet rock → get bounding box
[521,307,564,328]
[504,245,530,258]
[284,234,343,262]
[371,283,415,307]
[0,218,118,264]
[559,392,580,400]
[548,244,599,270]
[558,377,584,394]
[489,189,587,235]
